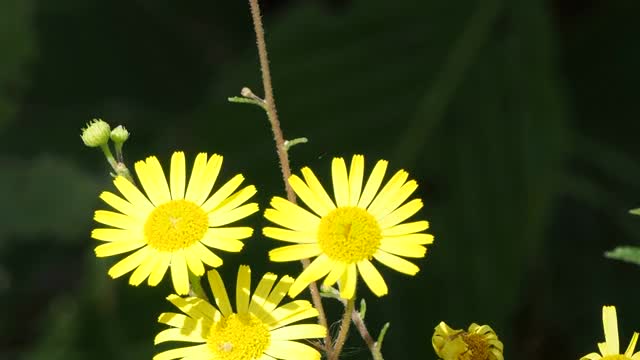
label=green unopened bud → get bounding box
[81,119,111,147]
[110,125,130,144]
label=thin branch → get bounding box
[247,0,332,353]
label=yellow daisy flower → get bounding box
[154,265,327,360]
[263,155,433,299]
[432,321,504,360]
[580,305,640,360]
[92,151,259,295]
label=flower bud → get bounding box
[81,119,111,147]
[110,125,130,144]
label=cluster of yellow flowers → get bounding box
[90,150,433,359]
[85,124,639,360]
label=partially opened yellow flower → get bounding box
[432,321,504,360]
[263,155,433,299]
[154,265,326,360]
[92,151,258,295]
[580,305,640,360]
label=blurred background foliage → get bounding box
[1,0,639,359]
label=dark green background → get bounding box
[1,0,640,359]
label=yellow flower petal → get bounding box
[357,259,388,297]
[626,332,639,357]
[207,270,232,317]
[208,185,257,216]
[193,242,223,268]
[269,197,321,229]
[268,300,318,329]
[322,261,346,287]
[382,233,434,245]
[602,305,620,354]
[208,226,253,240]
[369,180,418,219]
[288,255,332,297]
[249,272,278,317]
[379,239,426,258]
[270,324,327,341]
[129,253,159,286]
[377,198,423,229]
[134,157,170,206]
[358,159,388,209]
[366,169,408,216]
[148,252,171,286]
[99,191,146,219]
[263,227,317,244]
[348,155,365,206]
[153,344,209,360]
[184,153,208,203]
[166,294,218,321]
[95,239,146,257]
[331,157,349,207]
[263,275,294,314]
[92,228,141,242]
[289,174,332,216]
[188,154,222,206]
[265,340,321,360]
[107,246,152,278]
[381,220,430,236]
[200,232,245,252]
[113,176,154,213]
[300,167,336,211]
[373,250,420,275]
[208,203,259,227]
[94,210,140,230]
[169,151,186,200]
[236,265,251,315]
[339,263,357,299]
[200,173,244,213]
[184,247,205,276]
[269,244,322,262]
[154,327,206,344]
[170,252,189,295]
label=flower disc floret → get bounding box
[317,206,382,263]
[207,313,271,360]
[144,199,208,252]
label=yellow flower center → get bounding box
[207,313,271,360]
[602,356,632,360]
[461,333,489,360]
[317,206,382,263]
[143,200,208,252]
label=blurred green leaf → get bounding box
[605,246,640,266]
[604,246,640,265]
[630,208,640,216]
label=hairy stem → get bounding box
[247,0,331,353]
[331,298,355,360]
[352,310,384,360]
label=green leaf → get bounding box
[605,246,640,266]
[630,208,640,216]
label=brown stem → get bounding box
[247,0,332,353]
[352,310,384,360]
[331,298,355,360]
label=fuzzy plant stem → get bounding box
[247,0,332,353]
